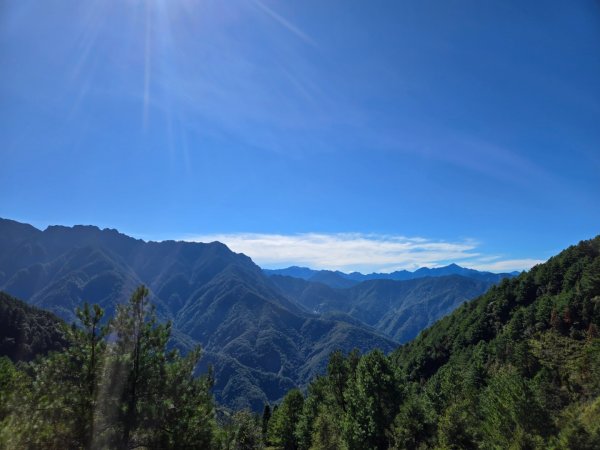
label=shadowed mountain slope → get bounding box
[0,291,67,362]
[269,274,497,343]
[0,218,396,409]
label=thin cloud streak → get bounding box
[142,0,152,129]
[467,258,546,273]
[184,233,544,273]
[252,0,317,47]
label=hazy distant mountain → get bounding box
[0,218,396,410]
[269,274,499,343]
[263,263,517,288]
[264,264,514,342]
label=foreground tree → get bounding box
[261,403,271,445]
[268,389,304,450]
[94,286,215,449]
[1,302,106,449]
[343,350,401,450]
[1,286,216,449]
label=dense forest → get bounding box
[0,287,216,449]
[1,236,599,449]
[268,236,600,449]
[0,291,67,362]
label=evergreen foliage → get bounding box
[216,409,264,450]
[0,286,215,449]
[267,389,304,450]
[269,236,600,449]
[1,235,600,449]
[0,291,67,362]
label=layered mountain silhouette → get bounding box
[263,263,517,288]
[0,218,516,409]
[0,218,397,409]
[268,274,500,343]
[264,263,516,342]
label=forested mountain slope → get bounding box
[270,274,496,342]
[0,291,67,362]
[267,236,600,449]
[0,218,396,409]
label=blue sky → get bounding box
[1,0,599,272]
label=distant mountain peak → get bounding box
[263,263,516,288]
[46,224,100,232]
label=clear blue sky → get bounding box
[1,0,599,272]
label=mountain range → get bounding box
[268,274,498,343]
[269,235,600,448]
[263,264,518,289]
[0,218,514,409]
[0,218,395,409]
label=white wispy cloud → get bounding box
[182,232,545,273]
[465,259,545,273]
[252,0,318,47]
